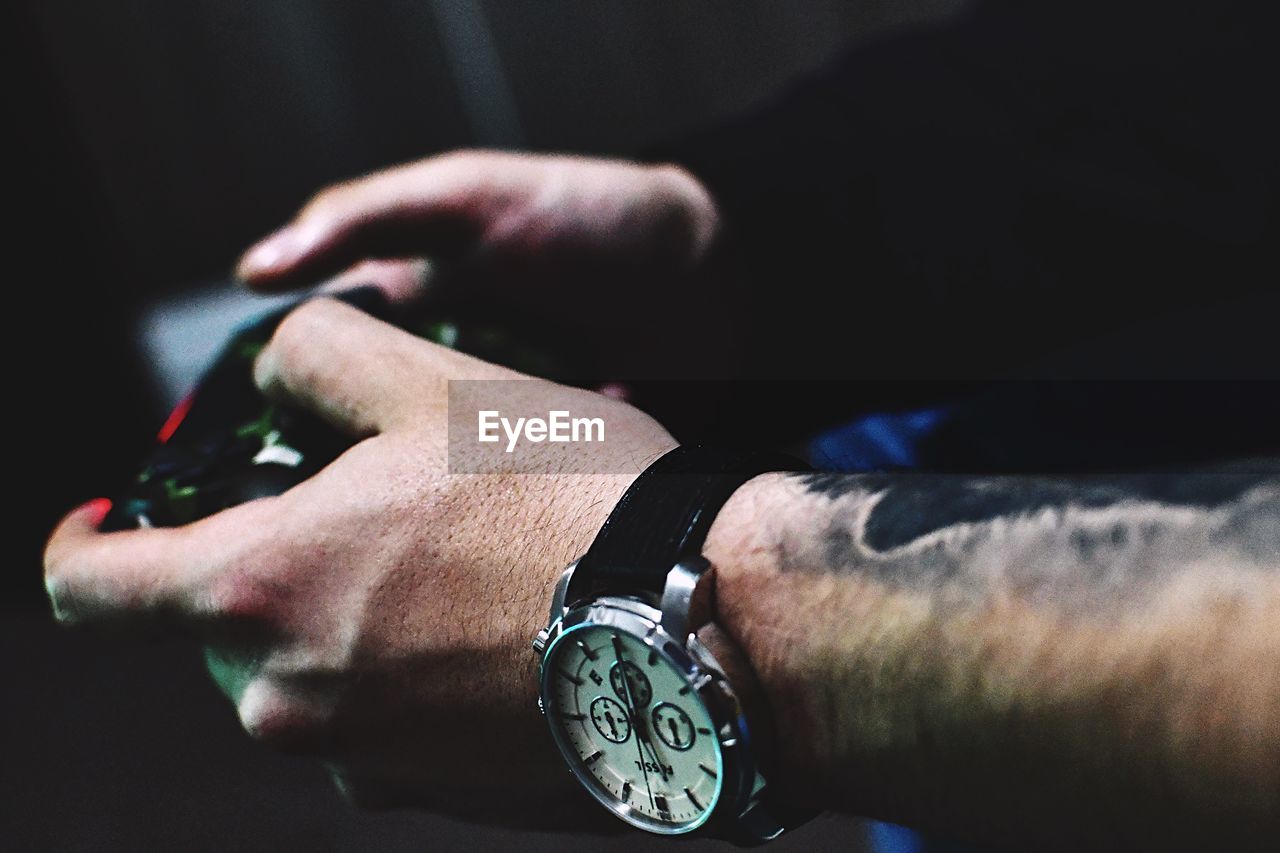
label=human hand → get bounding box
[44,297,678,823]
[235,150,730,377]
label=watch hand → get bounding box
[605,710,619,740]
[641,723,670,783]
[633,708,674,784]
[668,718,681,747]
[613,636,653,809]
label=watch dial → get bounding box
[652,702,695,751]
[609,660,652,707]
[542,623,724,833]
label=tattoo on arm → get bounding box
[787,465,1280,615]
[752,463,1280,846]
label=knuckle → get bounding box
[206,568,281,624]
[203,529,290,624]
[275,299,333,349]
[237,679,332,752]
[259,301,336,390]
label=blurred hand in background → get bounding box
[237,151,729,377]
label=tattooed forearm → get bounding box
[800,466,1280,548]
[706,464,1280,851]
[786,469,1280,616]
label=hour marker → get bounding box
[575,639,598,661]
[654,795,669,813]
[647,649,658,666]
[699,764,718,779]
[678,684,692,695]
[621,781,632,801]
[557,668,583,686]
[696,727,712,735]
[557,712,586,722]
[584,750,604,765]
[685,787,703,811]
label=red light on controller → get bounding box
[157,392,195,444]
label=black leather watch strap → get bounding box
[569,445,807,602]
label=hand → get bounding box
[44,298,678,824]
[235,150,733,377]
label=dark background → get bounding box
[8,1,968,849]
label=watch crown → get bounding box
[532,628,550,655]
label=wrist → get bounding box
[534,450,808,840]
[703,472,1052,828]
[702,473,840,805]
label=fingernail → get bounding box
[45,575,78,624]
[238,226,305,278]
[81,498,113,529]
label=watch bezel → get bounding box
[537,594,757,836]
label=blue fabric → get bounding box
[809,407,950,472]
[868,822,926,853]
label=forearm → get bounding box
[705,466,1280,850]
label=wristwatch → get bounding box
[532,445,810,844]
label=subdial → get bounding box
[609,660,652,707]
[589,696,632,744]
[651,702,696,751]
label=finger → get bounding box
[317,258,434,306]
[253,297,516,437]
[236,157,485,292]
[44,500,239,626]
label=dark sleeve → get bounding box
[651,0,1279,387]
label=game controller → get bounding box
[101,287,570,532]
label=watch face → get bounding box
[541,620,725,834]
